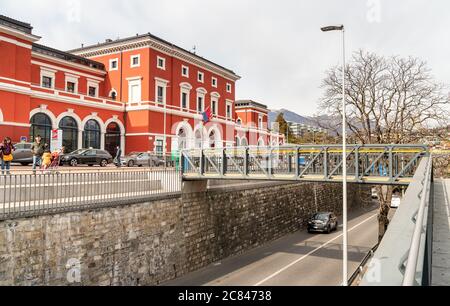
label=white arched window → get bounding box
[109,89,118,100]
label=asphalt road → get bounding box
[164,207,379,286]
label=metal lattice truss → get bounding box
[181,145,429,185]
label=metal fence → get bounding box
[0,168,181,221]
[181,144,429,185]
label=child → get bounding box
[42,149,52,170]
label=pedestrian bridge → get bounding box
[181,144,429,185]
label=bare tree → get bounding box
[318,49,449,240]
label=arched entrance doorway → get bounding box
[30,113,52,146]
[59,116,78,153]
[194,129,203,149]
[235,137,241,147]
[209,131,217,148]
[178,128,187,150]
[105,122,121,156]
[83,119,101,149]
[241,137,248,147]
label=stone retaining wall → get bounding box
[0,181,370,285]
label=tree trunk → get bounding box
[378,202,390,242]
[377,186,393,242]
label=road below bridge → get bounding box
[164,206,379,286]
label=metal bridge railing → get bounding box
[0,168,181,221]
[181,144,429,184]
[360,156,434,286]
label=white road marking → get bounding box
[254,213,378,286]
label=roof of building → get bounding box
[33,43,105,71]
[68,32,238,77]
[235,100,268,110]
[0,15,33,34]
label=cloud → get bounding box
[1,0,449,115]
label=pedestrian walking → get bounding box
[31,135,45,174]
[114,145,122,168]
[0,137,15,175]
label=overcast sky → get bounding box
[2,0,449,116]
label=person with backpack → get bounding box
[0,137,16,175]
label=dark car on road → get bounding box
[61,149,113,167]
[12,142,33,165]
[307,212,339,234]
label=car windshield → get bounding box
[314,213,329,221]
[69,149,86,155]
[128,152,141,156]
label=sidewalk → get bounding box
[432,179,450,286]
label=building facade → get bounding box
[287,121,325,140]
[235,100,283,147]
[0,15,283,156]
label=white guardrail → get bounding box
[361,156,433,286]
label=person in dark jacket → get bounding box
[31,135,45,174]
[114,146,122,168]
[0,137,15,175]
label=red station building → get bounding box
[0,15,284,157]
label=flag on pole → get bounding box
[202,106,212,123]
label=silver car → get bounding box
[12,142,33,165]
[120,152,165,167]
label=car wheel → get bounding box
[70,159,78,167]
[21,163,29,166]
[100,159,108,167]
[128,160,134,167]
[88,164,94,167]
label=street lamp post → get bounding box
[321,24,348,286]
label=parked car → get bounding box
[61,149,113,167]
[120,152,165,167]
[12,142,33,165]
[371,188,379,199]
[307,212,339,234]
[390,194,402,209]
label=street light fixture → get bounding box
[321,24,348,286]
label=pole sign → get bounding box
[50,129,63,152]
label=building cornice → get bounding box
[70,36,241,82]
[32,53,107,76]
[0,24,40,42]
